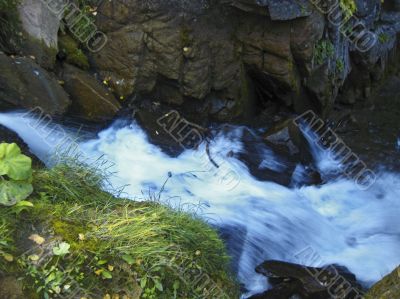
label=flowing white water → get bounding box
[1,111,399,297]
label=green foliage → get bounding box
[0,143,33,206]
[314,40,335,65]
[52,242,71,257]
[0,216,14,269]
[0,162,239,298]
[340,0,357,17]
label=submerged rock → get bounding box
[251,260,363,299]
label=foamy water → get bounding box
[1,111,399,297]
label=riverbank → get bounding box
[0,158,239,299]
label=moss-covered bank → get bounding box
[0,161,239,299]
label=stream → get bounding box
[0,111,399,297]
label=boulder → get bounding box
[0,52,70,115]
[59,64,121,121]
[18,0,61,69]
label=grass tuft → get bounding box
[0,161,239,298]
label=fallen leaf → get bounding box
[29,234,45,245]
[2,253,14,262]
[28,254,39,261]
[78,233,85,241]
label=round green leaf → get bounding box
[0,180,33,206]
[0,143,32,180]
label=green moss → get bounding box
[58,34,90,70]
[336,59,344,73]
[365,267,400,299]
[0,161,239,298]
[378,33,390,44]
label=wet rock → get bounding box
[134,109,187,157]
[59,64,121,121]
[0,52,70,115]
[238,128,297,186]
[365,266,400,299]
[252,260,364,299]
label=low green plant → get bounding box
[0,143,33,206]
[314,40,335,65]
[340,0,357,17]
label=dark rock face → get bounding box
[250,260,364,299]
[89,0,325,121]
[0,52,70,115]
[88,0,399,121]
[59,64,121,121]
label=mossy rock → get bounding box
[58,34,90,70]
[365,266,400,299]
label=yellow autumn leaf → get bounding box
[28,254,39,261]
[3,253,14,262]
[29,234,45,245]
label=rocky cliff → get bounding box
[0,0,399,122]
[88,0,400,121]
